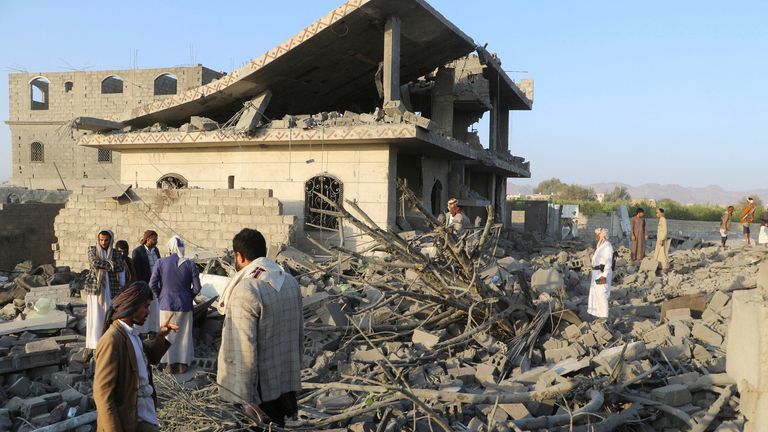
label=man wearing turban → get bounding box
[93,282,178,432]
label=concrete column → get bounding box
[488,94,499,152]
[431,67,455,136]
[498,109,509,152]
[383,16,401,103]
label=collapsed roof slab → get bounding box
[122,0,481,128]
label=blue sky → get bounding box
[1,1,766,190]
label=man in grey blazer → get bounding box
[216,228,303,427]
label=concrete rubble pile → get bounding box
[154,184,762,431]
[0,262,94,431]
[2,185,765,431]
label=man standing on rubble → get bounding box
[217,228,303,427]
[740,197,757,245]
[85,230,124,350]
[446,198,471,235]
[654,208,670,274]
[94,281,178,432]
[588,228,613,320]
[133,230,161,334]
[720,206,734,249]
[150,236,201,374]
[630,208,647,261]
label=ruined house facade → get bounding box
[75,0,534,251]
[6,65,223,189]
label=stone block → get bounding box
[412,329,441,350]
[51,372,84,391]
[666,308,691,321]
[563,324,581,340]
[659,344,691,362]
[447,366,476,385]
[499,403,531,420]
[709,290,730,311]
[317,302,348,327]
[643,325,672,345]
[667,371,700,386]
[20,396,48,418]
[475,363,497,384]
[190,116,218,131]
[651,383,692,407]
[7,376,32,397]
[530,268,564,294]
[692,322,723,348]
[543,338,566,351]
[639,257,658,273]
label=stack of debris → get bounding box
[155,183,759,431]
[2,184,764,430]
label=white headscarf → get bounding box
[167,235,188,267]
[595,227,609,248]
[217,257,286,313]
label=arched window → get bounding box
[30,142,44,162]
[30,77,49,110]
[101,75,124,94]
[156,173,188,189]
[154,73,178,95]
[431,180,443,216]
[305,175,343,230]
[64,81,73,93]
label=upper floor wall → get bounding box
[8,65,224,123]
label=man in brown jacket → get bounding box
[94,282,178,432]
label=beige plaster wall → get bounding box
[119,144,396,249]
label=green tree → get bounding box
[533,178,596,201]
[604,186,631,202]
[562,184,597,201]
[533,178,565,196]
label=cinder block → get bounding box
[24,338,60,354]
[692,322,723,348]
[651,383,692,407]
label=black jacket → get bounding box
[131,245,161,284]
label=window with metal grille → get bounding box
[305,175,343,230]
[97,148,112,163]
[30,142,44,162]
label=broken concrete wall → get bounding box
[119,144,395,250]
[53,188,295,270]
[727,288,768,432]
[0,202,64,269]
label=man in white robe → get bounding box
[588,228,613,320]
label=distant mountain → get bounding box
[507,181,768,206]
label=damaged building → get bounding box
[3,0,533,269]
[68,0,533,252]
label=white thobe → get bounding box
[587,240,614,318]
[86,250,112,350]
[117,320,159,426]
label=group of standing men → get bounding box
[86,228,303,431]
[719,197,768,247]
[630,207,670,274]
